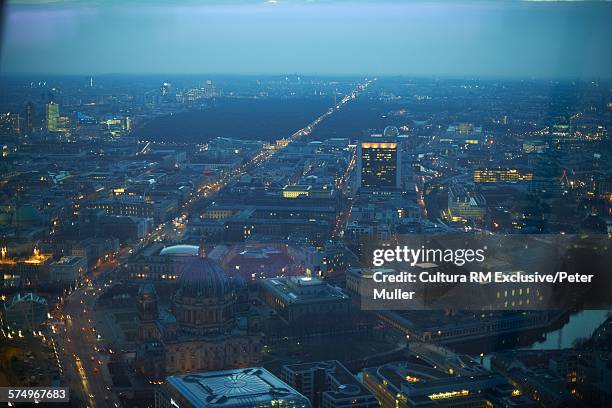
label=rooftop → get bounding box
[159,245,199,257]
[52,256,85,266]
[5,292,48,309]
[260,276,349,305]
[165,367,310,408]
[283,360,374,401]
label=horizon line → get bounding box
[1,72,611,81]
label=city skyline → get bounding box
[1,73,609,406]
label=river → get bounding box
[482,309,610,369]
[523,309,610,350]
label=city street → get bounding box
[52,282,120,408]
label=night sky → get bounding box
[1,0,611,78]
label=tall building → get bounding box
[205,79,216,97]
[160,81,172,101]
[124,116,132,132]
[358,137,400,190]
[24,102,35,134]
[156,368,312,408]
[46,101,59,132]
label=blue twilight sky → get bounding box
[1,0,611,78]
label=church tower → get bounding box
[137,283,159,342]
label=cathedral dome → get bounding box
[172,242,236,336]
[176,256,229,299]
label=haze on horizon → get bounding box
[1,0,611,79]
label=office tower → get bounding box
[358,137,401,190]
[24,102,35,134]
[46,101,59,132]
[205,79,216,97]
[160,81,171,97]
[125,116,132,132]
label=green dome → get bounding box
[0,212,11,225]
[13,204,43,226]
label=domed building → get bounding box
[135,243,261,380]
[172,254,235,336]
[127,243,206,282]
[159,244,199,257]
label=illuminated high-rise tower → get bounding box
[25,102,35,134]
[160,82,171,96]
[45,101,59,132]
[358,134,401,190]
[205,79,215,97]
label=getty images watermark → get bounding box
[358,234,610,310]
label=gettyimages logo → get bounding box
[372,246,486,267]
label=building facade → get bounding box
[258,276,350,325]
[358,140,400,190]
[135,246,261,380]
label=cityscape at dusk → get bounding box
[0,1,611,407]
